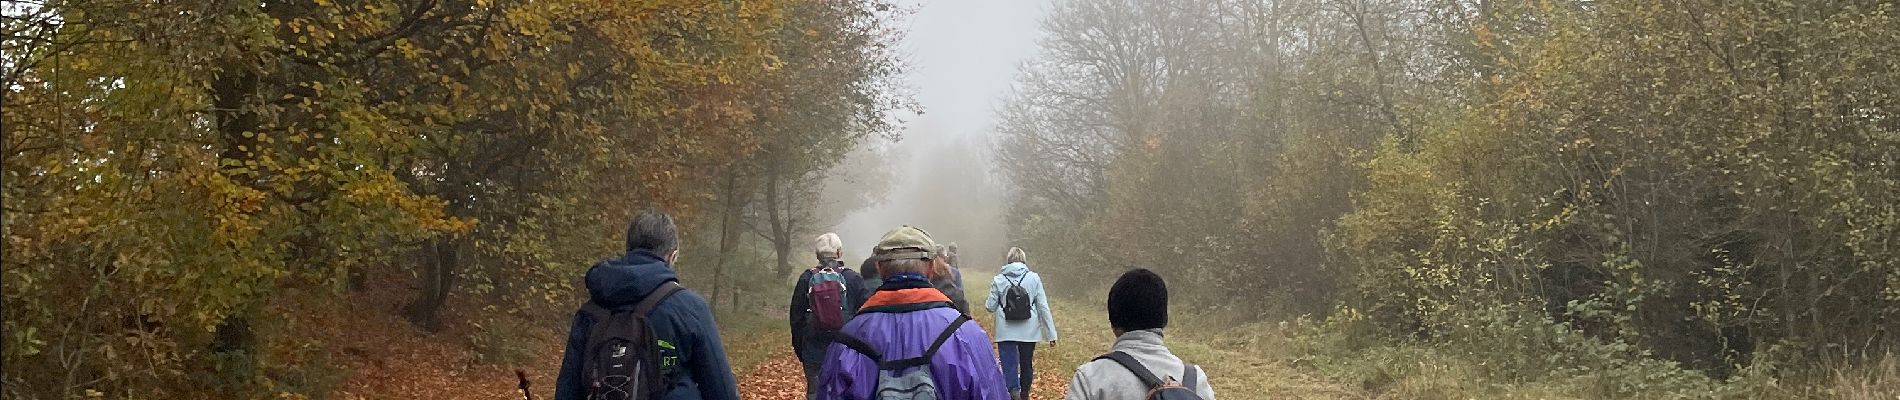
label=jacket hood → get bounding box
[1001,262,1030,276]
[817,257,846,270]
[585,249,678,307]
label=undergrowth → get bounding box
[1285,306,1899,400]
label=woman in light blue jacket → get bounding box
[985,247,1058,400]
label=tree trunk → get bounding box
[773,237,792,280]
[405,237,460,331]
[209,67,259,368]
[765,172,795,280]
[712,170,745,318]
[347,267,368,292]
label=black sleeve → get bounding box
[789,270,811,356]
[843,269,869,313]
[554,311,591,400]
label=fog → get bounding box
[820,0,1053,271]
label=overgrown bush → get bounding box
[998,0,1899,393]
[1335,0,1899,378]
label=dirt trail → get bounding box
[327,269,1357,400]
[727,270,1360,400]
[736,348,809,400]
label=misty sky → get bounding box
[825,0,1054,267]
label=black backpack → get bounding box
[1094,351,1204,400]
[1002,274,1032,321]
[578,281,685,400]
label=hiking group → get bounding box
[557,210,1216,400]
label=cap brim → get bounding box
[873,250,933,261]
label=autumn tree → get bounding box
[1335,0,1900,377]
[1000,0,1900,387]
[4,0,791,397]
[707,0,910,299]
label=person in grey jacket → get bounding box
[1063,268,1214,400]
[986,247,1059,400]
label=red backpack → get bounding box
[806,267,850,331]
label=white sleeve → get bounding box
[1194,365,1215,399]
[1064,369,1092,400]
[1034,274,1058,341]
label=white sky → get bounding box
[826,0,1054,264]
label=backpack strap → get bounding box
[834,333,883,362]
[1182,363,1199,391]
[633,281,685,316]
[804,268,822,297]
[1094,351,1165,389]
[579,281,686,347]
[883,315,970,370]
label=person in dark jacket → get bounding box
[940,243,971,314]
[859,256,881,291]
[790,232,869,400]
[556,210,739,400]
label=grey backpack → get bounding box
[835,315,971,399]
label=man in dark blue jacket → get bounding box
[556,210,739,400]
[789,232,869,400]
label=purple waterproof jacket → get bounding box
[816,276,1010,400]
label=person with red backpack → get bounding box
[790,232,869,400]
[555,210,740,400]
[1063,269,1213,400]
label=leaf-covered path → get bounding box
[322,269,1358,400]
[727,271,1355,400]
[736,346,808,400]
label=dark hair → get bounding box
[1107,268,1168,332]
[625,209,678,254]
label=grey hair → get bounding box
[1005,247,1028,264]
[879,257,933,275]
[626,209,678,254]
[814,232,843,259]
